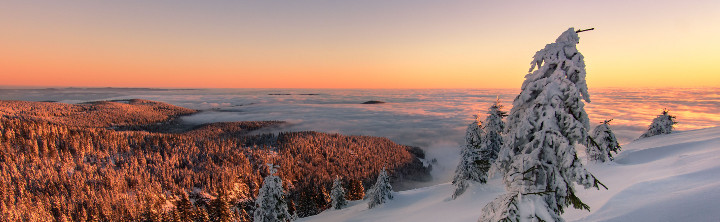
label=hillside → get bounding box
[302,126,720,222]
[0,100,430,221]
[0,99,196,128]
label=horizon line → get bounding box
[2,85,719,90]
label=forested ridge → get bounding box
[0,99,197,128]
[0,100,430,221]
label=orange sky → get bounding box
[1,1,719,89]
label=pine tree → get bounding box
[451,149,473,199]
[366,168,393,209]
[452,115,484,198]
[316,185,330,213]
[254,164,292,222]
[452,117,482,199]
[466,114,483,150]
[481,28,605,222]
[237,199,254,222]
[86,206,101,222]
[330,176,347,210]
[175,195,195,222]
[453,100,507,199]
[481,98,507,165]
[295,187,320,217]
[140,205,160,222]
[640,108,678,138]
[209,192,234,222]
[293,177,330,217]
[587,119,621,162]
[195,206,210,222]
[238,208,251,222]
[345,179,365,201]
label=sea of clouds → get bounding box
[3,87,719,183]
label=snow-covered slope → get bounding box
[301,126,720,222]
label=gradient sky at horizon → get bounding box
[1,0,719,89]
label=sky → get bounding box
[1,0,719,89]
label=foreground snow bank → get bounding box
[565,126,720,222]
[302,127,720,222]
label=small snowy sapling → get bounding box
[639,108,678,138]
[588,119,621,162]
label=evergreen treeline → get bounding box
[0,100,430,221]
[0,99,196,128]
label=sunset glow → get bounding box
[1,0,719,88]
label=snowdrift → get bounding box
[302,126,720,222]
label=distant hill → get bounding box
[0,99,430,221]
[0,99,196,128]
[362,100,386,104]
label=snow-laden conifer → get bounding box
[453,101,507,199]
[587,119,621,162]
[466,114,483,150]
[330,176,347,210]
[481,28,605,222]
[254,164,292,222]
[452,115,484,198]
[366,168,393,209]
[451,141,478,198]
[640,108,677,138]
[479,98,506,174]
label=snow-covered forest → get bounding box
[0,100,430,221]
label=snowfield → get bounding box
[301,126,720,222]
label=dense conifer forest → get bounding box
[0,99,430,221]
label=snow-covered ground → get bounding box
[301,126,720,222]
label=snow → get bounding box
[300,126,720,222]
[299,179,506,222]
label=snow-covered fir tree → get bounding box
[481,28,605,222]
[466,114,483,150]
[453,100,508,199]
[640,108,678,138]
[366,168,393,209]
[452,115,484,198]
[479,98,507,175]
[330,176,347,210]
[451,143,477,199]
[254,164,292,222]
[587,119,621,162]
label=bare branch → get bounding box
[576,28,595,33]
